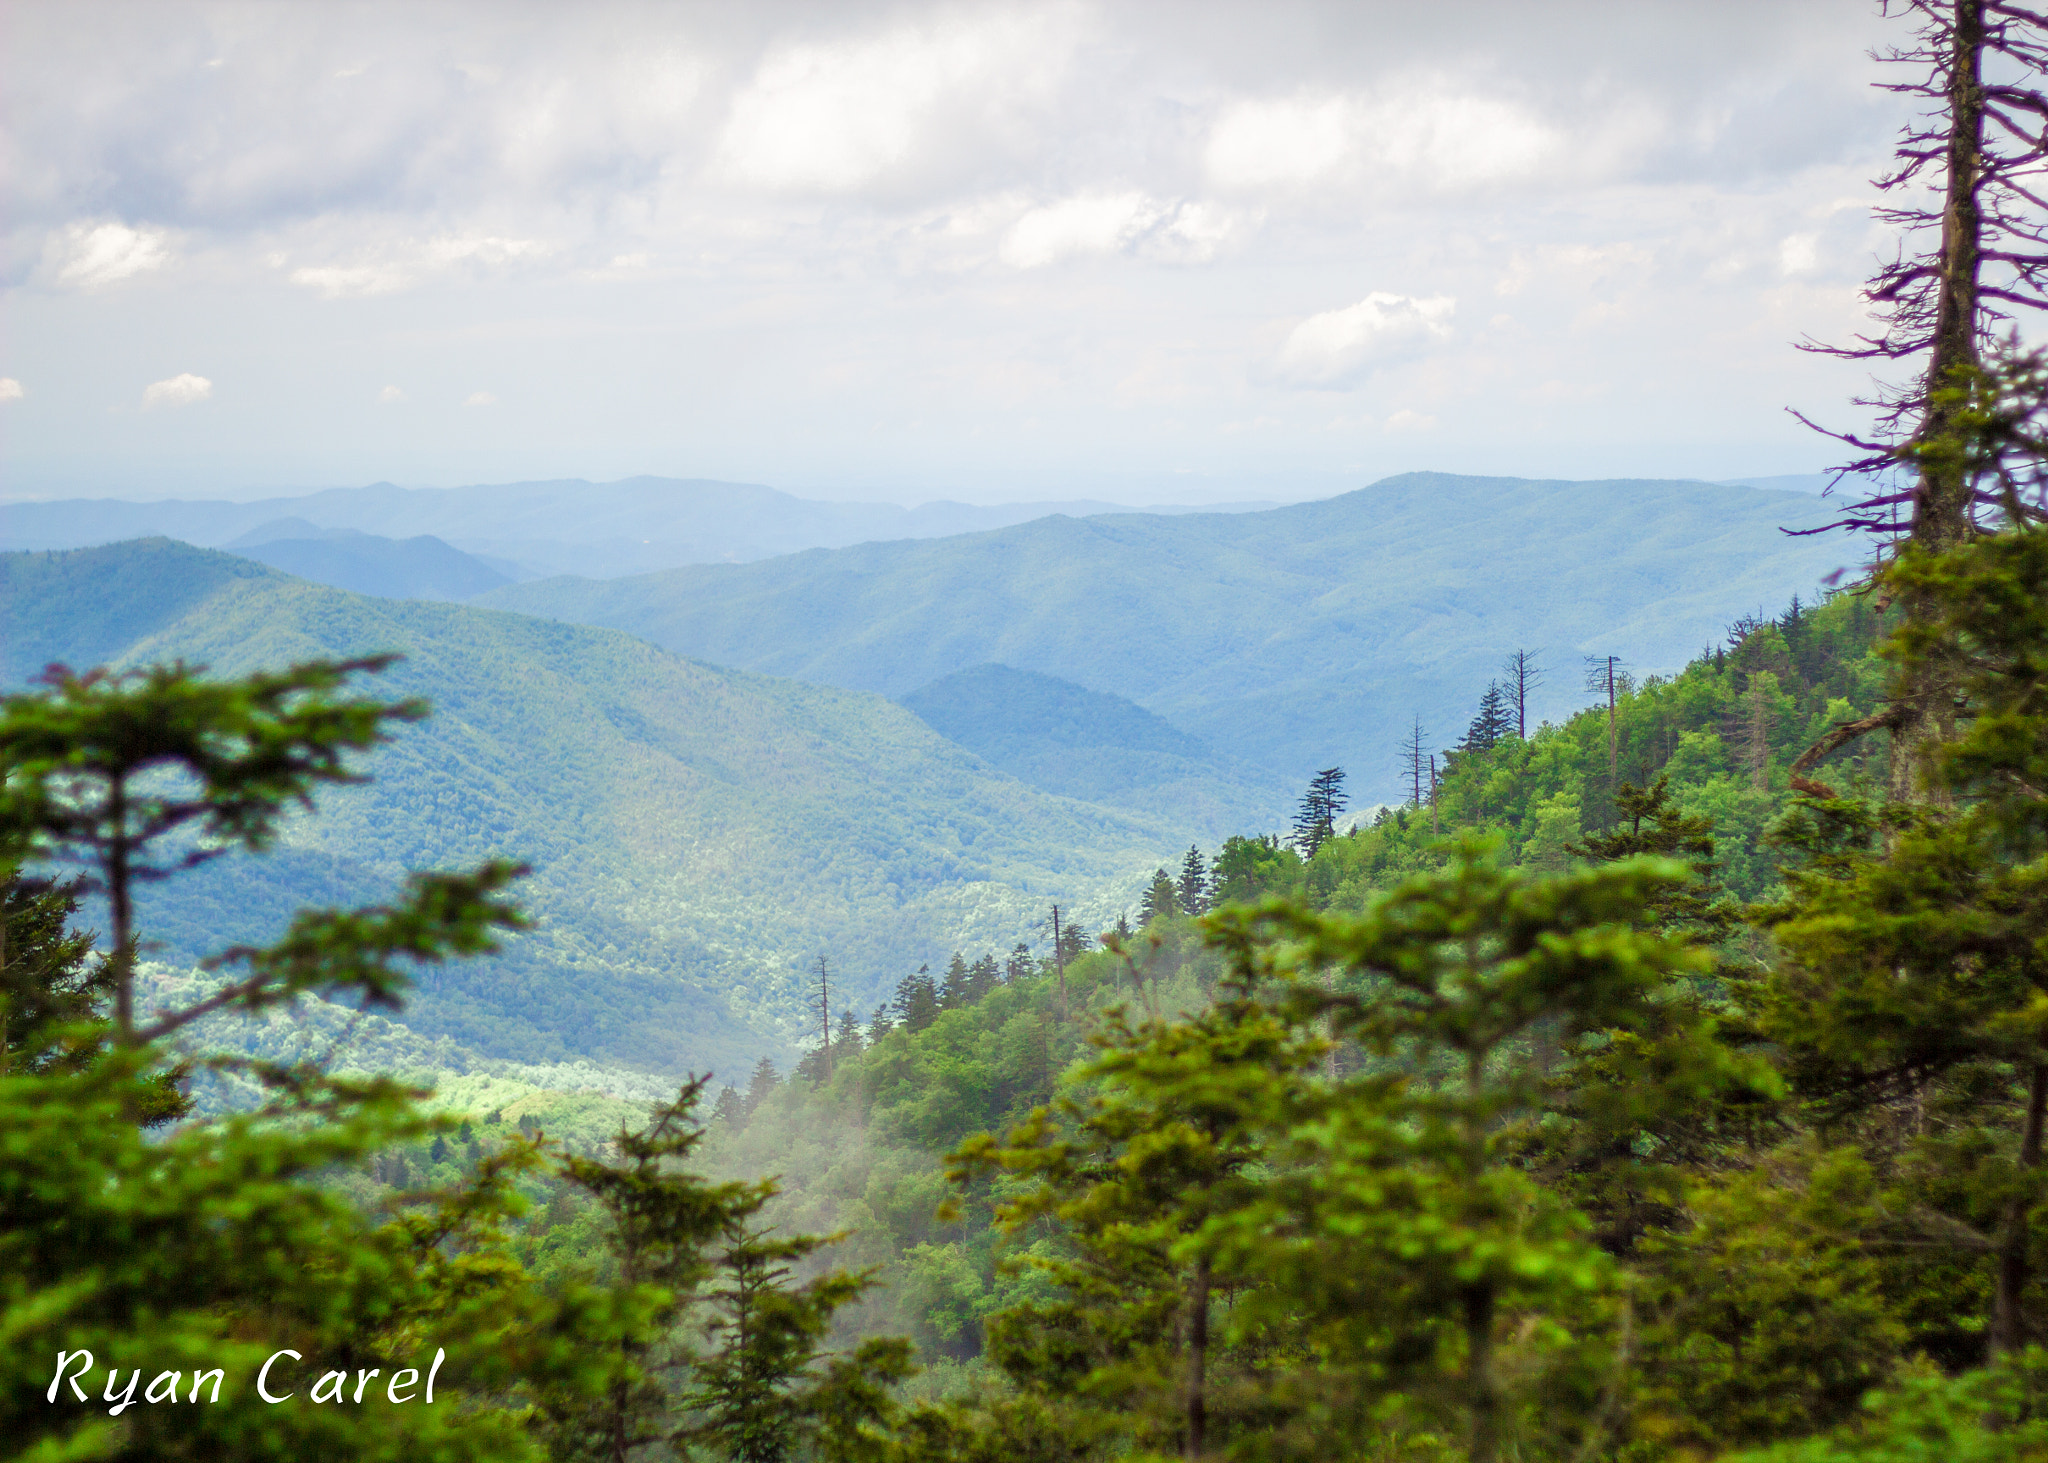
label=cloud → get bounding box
[464,391,497,407]
[1205,84,1597,197]
[1000,193,1158,269]
[998,194,1250,269]
[379,385,405,403]
[141,373,212,408]
[46,222,171,289]
[0,378,21,402]
[285,235,552,297]
[711,10,1078,196]
[290,264,414,298]
[1271,293,1455,388]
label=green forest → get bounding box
[12,4,2048,1461]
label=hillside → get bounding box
[0,476,1267,580]
[479,472,1862,797]
[899,663,1293,840]
[227,526,515,601]
[0,540,1187,1076]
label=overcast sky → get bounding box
[0,0,1919,504]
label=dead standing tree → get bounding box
[1501,648,1544,740]
[1791,0,2048,799]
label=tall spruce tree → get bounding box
[1175,846,1210,917]
[1292,767,1346,858]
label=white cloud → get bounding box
[464,391,497,407]
[1206,84,1566,196]
[287,235,552,297]
[1384,409,1439,433]
[379,385,404,403]
[141,373,212,408]
[1271,293,1456,389]
[998,194,1250,269]
[1778,232,1819,274]
[0,378,21,402]
[711,10,1077,195]
[1001,193,1160,269]
[290,263,414,298]
[47,222,171,289]
[1205,95,1358,189]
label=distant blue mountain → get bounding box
[225,526,513,602]
[0,476,1273,580]
[901,664,1292,839]
[480,472,1866,798]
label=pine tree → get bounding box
[712,1084,746,1127]
[865,1004,894,1044]
[892,967,939,1033]
[1006,943,1035,985]
[1459,682,1513,754]
[939,952,972,1010]
[1139,868,1179,925]
[1176,846,1210,917]
[967,953,1002,1003]
[745,1056,781,1117]
[1292,767,1347,858]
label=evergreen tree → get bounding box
[0,657,605,1462]
[1139,867,1179,925]
[1175,845,1210,917]
[745,1056,781,1117]
[939,952,972,1010]
[834,1008,866,1063]
[1459,682,1513,753]
[1291,767,1347,858]
[712,1085,747,1127]
[683,1223,913,1463]
[865,1004,894,1044]
[967,953,1002,1003]
[893,967,939,1033]
[1006,943,1035,985]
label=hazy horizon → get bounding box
[3,1,1896,504]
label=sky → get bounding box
[0,0,1921,505]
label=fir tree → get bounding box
[1176,845,1210,917]
[744,1056,781,1117]
[1459,682,1513,753]
[892,967,939,1033]
[939,952,971,1010]
[1292,767,1347,858]
[1139,868,1179,925]
[1006,943,1035,985]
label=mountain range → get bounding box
[0,476,1271,580]
[1,539,1188,1076]
[479,472,1863,797]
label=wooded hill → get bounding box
[0,539,1190,1073]
[478,472,1861,797]
[660,585,1899,1373]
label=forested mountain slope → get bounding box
[898,663,1295,839]
[692,586,1901,1371]
[0,540,1180,1073]
[478,473,1860,795]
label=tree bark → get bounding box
[1465,1282,1500,1463]
[1185,1254,1210,1462]
[1890,0,1986,803]
[1990,1059,2048,1359]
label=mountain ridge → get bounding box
[478,471,1862,796]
